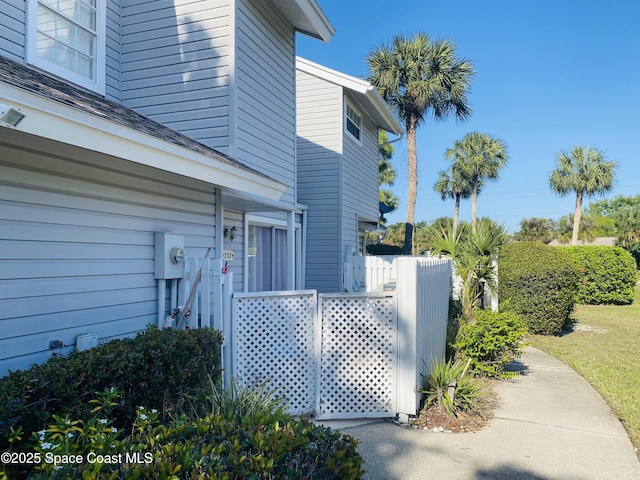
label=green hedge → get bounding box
[498,242,579,335]
[0,326,223,451]
[564,246,637,305]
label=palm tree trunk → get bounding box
[454,193,461,233]
[471,183,478,232]
[572,190,583,246]
[403,115,418,255]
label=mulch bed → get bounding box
[410,380,499,433]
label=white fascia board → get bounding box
[296,57,403,135]
[289,0,335,42]
[0,83,287,201]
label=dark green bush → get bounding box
[453,310,527,377]
[0,326,223,452]
[366,243,403,255]
[564,246,637,305]
[499,242,579,335]
[4,391,363,480]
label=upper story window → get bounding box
[345,101,362,144]
[27,0,106,94]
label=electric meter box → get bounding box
[154,233,185,279]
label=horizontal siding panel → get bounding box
[0,258,155,280]
[122,87,228,110]
[0,146,219,374]
[0,314,154,363]
[0,0,25,61]
[0,274,151,300]
[0,286,156,321]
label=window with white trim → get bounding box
[27,0,106,93]
[345,101,362,143]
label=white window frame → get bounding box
[26,0,107,94]
[345,99,362,145]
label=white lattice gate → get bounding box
[316,293,397,420]
[232,291,317,415]
[231,290,398,419]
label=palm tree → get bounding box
[367,32,474,254]
[445,132,508,230]
[434,164,475,233]
[549,145,617,246]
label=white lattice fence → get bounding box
[232,291,317,415]
[316,293,397,420]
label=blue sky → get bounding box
[297,1,640,233]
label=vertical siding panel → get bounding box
[296,70,342,292]
[235,0,296,204]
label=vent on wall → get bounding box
[76,333,98,351]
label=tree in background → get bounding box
[512,217,557,244]
[549,145,616,246]
[445,132,509,230]
[434,163,475,233]
[377,130,399,224]
[367,32,474,254]
[585,194,640,267]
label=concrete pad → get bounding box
[339,347,640,480]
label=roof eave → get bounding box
[278,0,335,42]
[0,83,287,201]
[297,57,403,134]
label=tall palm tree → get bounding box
[549,145,617,246]
[434,164,475,233]
[445,132,508,230]
[367,32,474,254]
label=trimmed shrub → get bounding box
[0,326,223,452]
[4,390,363,480]
[499,242,579,335]
[564,246,637,305]
[453,310,527,377]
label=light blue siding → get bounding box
[296,69,343,292]
[235,0,297,205]
[0,139,218,375]
[0,0,24,62]
[120,0,232,153]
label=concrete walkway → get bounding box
[332,347,640,480]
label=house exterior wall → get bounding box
[234,0,297,206]
[0,136,218,375]
[0,0,25,62]
[120,0,232,153]
[341,93,380,256]
[296,69,342,292]
[0,0,122,100]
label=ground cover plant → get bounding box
[527,285,640,459]
[0,327,363,479]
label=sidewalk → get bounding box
[333,347,640,480]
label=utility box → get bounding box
[76,333,98,351]
[154,233,185,279]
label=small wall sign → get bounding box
[223,250,235,262]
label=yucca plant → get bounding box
[420,358,483,418]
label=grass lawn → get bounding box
[527,286,640,459]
